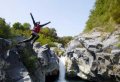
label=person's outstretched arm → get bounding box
[30,13,36,26]
[40,21,51,27]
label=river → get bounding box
[54,56,87,82]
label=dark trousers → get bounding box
[21,33,39,44]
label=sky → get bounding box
[0,0,95,37]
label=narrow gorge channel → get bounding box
[54,56,87,82]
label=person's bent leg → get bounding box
[31,35,39,44]
[19,33,36,43]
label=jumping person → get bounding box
[19,13,51,44]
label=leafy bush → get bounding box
[0,18,11,38]
[54,48,64,56]
[58,36,73,47]
[37,27,59,47]
[11,22,31,37]
[115,43,120,48]
[11,28,31,37]
[21,44,38,71]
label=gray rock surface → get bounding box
[65,31,120,82]
[0,38,10,81]
[33,43,59,73]
[0,38,59,82]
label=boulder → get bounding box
[65,30,120,82]
[0,38,59,82]
[33,43,59,81]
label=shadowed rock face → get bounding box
[0,38,11,81]
[0,38,59,82]
[65,31,120,82]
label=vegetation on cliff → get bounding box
[0,17,72,47]
[84,0,120,32]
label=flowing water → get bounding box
[54,56,86,82]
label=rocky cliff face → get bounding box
[65,30,120,82]
[0,38,59,82]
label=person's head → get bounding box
[36,22,40,25]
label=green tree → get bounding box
[37,27,58,47]
[23,23,31,30]
[12,22,24,30]
[11,22,31,37]
[58,36,73,46]
[0,17,11,38]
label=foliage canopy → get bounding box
[84,0,120,32]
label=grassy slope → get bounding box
[84,0,120,32]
